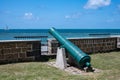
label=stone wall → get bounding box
[0,40,41,64]
[48,37,117,55]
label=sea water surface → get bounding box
[0,29,120,41]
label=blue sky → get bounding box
[0,0,120,29]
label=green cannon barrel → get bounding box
[49,27,91,68]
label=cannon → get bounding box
[49,27,93,71]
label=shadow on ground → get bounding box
[36,55,56,62]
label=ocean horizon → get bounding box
[0,29,120,41]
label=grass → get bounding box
[0,51,120,80]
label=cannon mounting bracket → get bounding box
[56,47,67,69]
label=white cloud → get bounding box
[65,13,82,19]
[84,0,111,9]
[23,12,40,21]
[65,15,71,19]
[24,12,33,20]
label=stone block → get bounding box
[33,50,41,56]
[21,48,28,53]
[19,53,26,58]
[26,52,33,57]
[27,47,32,51]
[3,49,11,54]
[16,48,22,53]
[12,53,19,60]
[32,43,40,50]
[25,57,35,61]
[0,49,3,54]
[0,44,3,48]
[4,53,18,62]
[26,48,41,57]
[27,44,32,48]
[5,54,13,60]
[0,54,4,60]
[16,43,27,48]
[3,43,16,48]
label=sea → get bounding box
[0,29,120,42]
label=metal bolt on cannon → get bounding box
[49,27,94,72]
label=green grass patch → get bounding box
[0,51,120,80]
[90,52,120,80]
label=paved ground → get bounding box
[46,61,101,75]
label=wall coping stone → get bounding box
[48,36,118,41]
[0,40,40,43]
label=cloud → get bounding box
[84,0,111,9]
[23,12,40,21]
[24,12,34,20]
[65,13,82,19]
[65,15,71,19]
